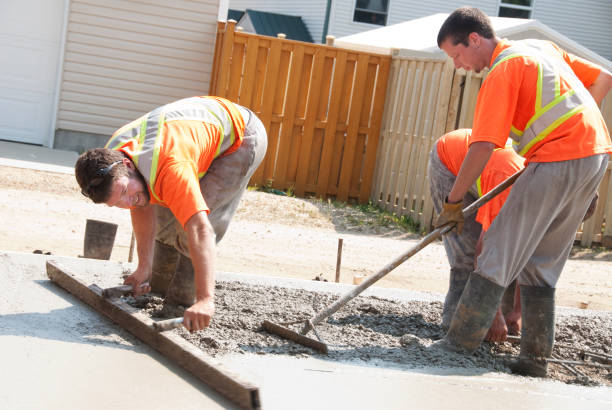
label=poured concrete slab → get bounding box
[0,251,235,410]
[2,251,611,410]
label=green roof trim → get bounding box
[244,8,314,43]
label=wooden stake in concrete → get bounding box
[46,260,260,410]
[335,238,343,283]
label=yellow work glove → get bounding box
[434,198,464,235]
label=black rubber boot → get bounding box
[150,240,179,295]
[165,254,196,306]
[437,273,505,354]
[441,269,471,331]
[509,285,555,378]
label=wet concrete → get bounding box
[2,251,611,410]
[0,251,234,410]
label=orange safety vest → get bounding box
[490,40,598,157]
[105,96,244,202]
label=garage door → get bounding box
[0,0,65,145]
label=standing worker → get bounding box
[434,7,612,377]
[75,96,267,333]
[429,129,523,341]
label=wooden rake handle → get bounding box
[302,168,525,334]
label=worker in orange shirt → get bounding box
[75,96,267,333]
[434,7,612,377]
[429,129,523,342]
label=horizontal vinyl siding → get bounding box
[57,0,220,136]
[229,1,327,43]
[533,0,612,61]
[329,0,495,40]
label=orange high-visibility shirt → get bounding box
[117,97,245,227]
[437,129,524,231]
[470,39,611,162]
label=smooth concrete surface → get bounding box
[0,140,78,174]
[0,251,235,410]
[220,354,612,410]
[2,251,611,410]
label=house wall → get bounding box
[533,0,612,61]
[328,0,611,61]
[228,0,327,42]
[328,1,494,43]
[55,0,222,151]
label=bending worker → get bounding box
[434,7,612,377]
[75,96,268,333]
[429,128,523,342]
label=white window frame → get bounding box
[352,0,390,26]
[498,0,536,19]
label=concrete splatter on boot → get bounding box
[165,254,196,306]
[509,286,555,378]
[150,240,179,295]
[434,273,505,354]
[441,269,471,331]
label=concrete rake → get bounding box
[262,169,526,353]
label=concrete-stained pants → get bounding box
[476,153,608,288]
[155,107,268,256]
[428,141,482,274]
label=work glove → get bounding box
[582,192,599,222]
[434,198,464,235]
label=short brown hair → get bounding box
[75,148,129,203]
[437,7,495,47]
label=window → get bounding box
[498,0,534,19]
[353,0,389,26]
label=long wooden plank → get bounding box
[46,260,260,410]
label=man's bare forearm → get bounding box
[588,69,612,106]
[130,205,156,270]
[185,212,216,301]
[447,141,495,203]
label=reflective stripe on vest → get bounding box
[489,40,597,157]
[104,96,242,202]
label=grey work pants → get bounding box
[476,153,608,288]
[156,107,268,256]
[428,141,482,274]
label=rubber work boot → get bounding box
[165,254,196,306]
[437,273,505,354]
[509,285,555,378]
[150,240,179,295]
[441,269,471,331]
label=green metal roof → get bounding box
[242,8,314,43]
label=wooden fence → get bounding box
[371,50,612,248]
[209,21,391,202]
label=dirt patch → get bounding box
[127,281,612,387]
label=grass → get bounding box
[319,197,422,235]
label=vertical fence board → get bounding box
[296,48,325,196]
[317,51,348,197]
[360,57,391,202]
[338,54,370,201]
[274,46,305,188]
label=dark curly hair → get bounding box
[437,7,495,47]
[75,148,129,203]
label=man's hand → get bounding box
[435,199,464,234]
[485,308,508,342]
[123,267,151,296]
[183,298,215,333]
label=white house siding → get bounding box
[329,1,611,62]
[328,1,496,41]
[534,0,612,61]
[56,0,221,137]
[229,0,327,43]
